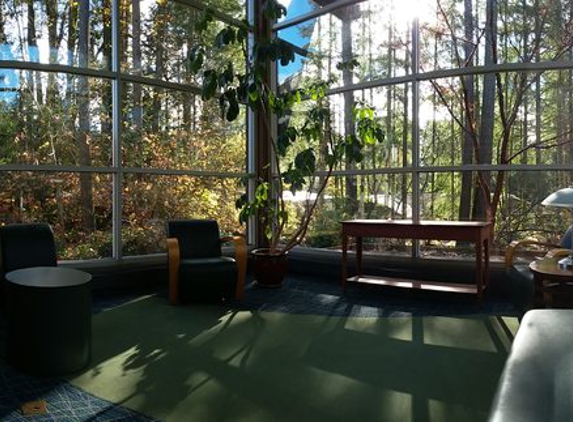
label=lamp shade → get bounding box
[542,187,573,208]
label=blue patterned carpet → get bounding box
[0,275,517,421]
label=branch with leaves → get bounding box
[189,0,385,254]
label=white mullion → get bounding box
[411,16,421,257]
[310,163,573,176]
[322,60,573,98]
[0,163,248,177]
[273,0,366,31]
[123,168,249,178]
[173,0,250,29]
[0,60,117,79]
[112,0,122,260]
[1,162,569,176]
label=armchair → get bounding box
[0,223,57,307]
[505,224,573,313]
[0,223,57,272]
[166,220,246,305]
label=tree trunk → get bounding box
[27,0,43,105]
[46,0,59,104]
[77,0,94,231]
[402,23,410,218]
[473,0,496,222]
[152,2,166,133]
[65,0,78,165]
[341,17,357,215]
[101,0,112,136]
[534,0,542,167]
[0,2,7,44]
[132,0,143,131]
[459,0,474,221]
[520,0,529,165]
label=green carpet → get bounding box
[68,296,519,422]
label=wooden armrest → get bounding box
[221,235,247,300]
[167,238,180,305]
[505,240,562,268]
[545,248,572,259]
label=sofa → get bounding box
[488,309,573,422]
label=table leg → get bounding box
[356,236,363,278]
[342,234,348,292]
[476,236,483,303]
[484,237,490,288]
[532,273,544,307]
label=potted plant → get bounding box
[190,0,384,286]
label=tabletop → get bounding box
[530,255,573,279]
[6,266,92,288]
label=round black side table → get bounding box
[5,266,92,377]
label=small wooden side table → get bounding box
[529,250,573,307]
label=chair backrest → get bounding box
[561,224,573,249]
[166,220,222,259]
[0,223,57,273]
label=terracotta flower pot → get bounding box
[251,248,288,287]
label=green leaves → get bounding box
[202,70,218,100]
[277,126,298,156]
[219,89,240,121]
[219,63,234,87]
[294,148,316,175]
[253,39,295,67]
[195,9,214,32]
[188,46,204,75]
[185,0,388,251]
[336,58,360,72]
[262,0,287,20]
[215,27,237,48]
[354,103,385,146]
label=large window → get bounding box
[2,0,573,261]
[277,0,573,257]
[0,0,248,260]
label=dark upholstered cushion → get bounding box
[167,220,222,259]
[561,224,572,249]
[178,257,237,302]
[0,223,57,273]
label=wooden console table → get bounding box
[341,220,492,301]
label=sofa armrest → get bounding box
[489,309,573,422]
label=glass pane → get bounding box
[122,83,246,172]
[301,174,413,253]
[278,0,412,88]
[0,0,108,69]
[420,0,573,72]
[498,170,572,250]
[122,174,243,256]
[0,71,112,167]
[280,0,318,22]
[420,70,573,167]
[121,1,245,81]
[202,0,246,18]
[0,171,112,260]
[419,170,572,259]
[283,89,410,171]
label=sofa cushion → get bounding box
[178,257,237,302]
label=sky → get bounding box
[277,0,315,84]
